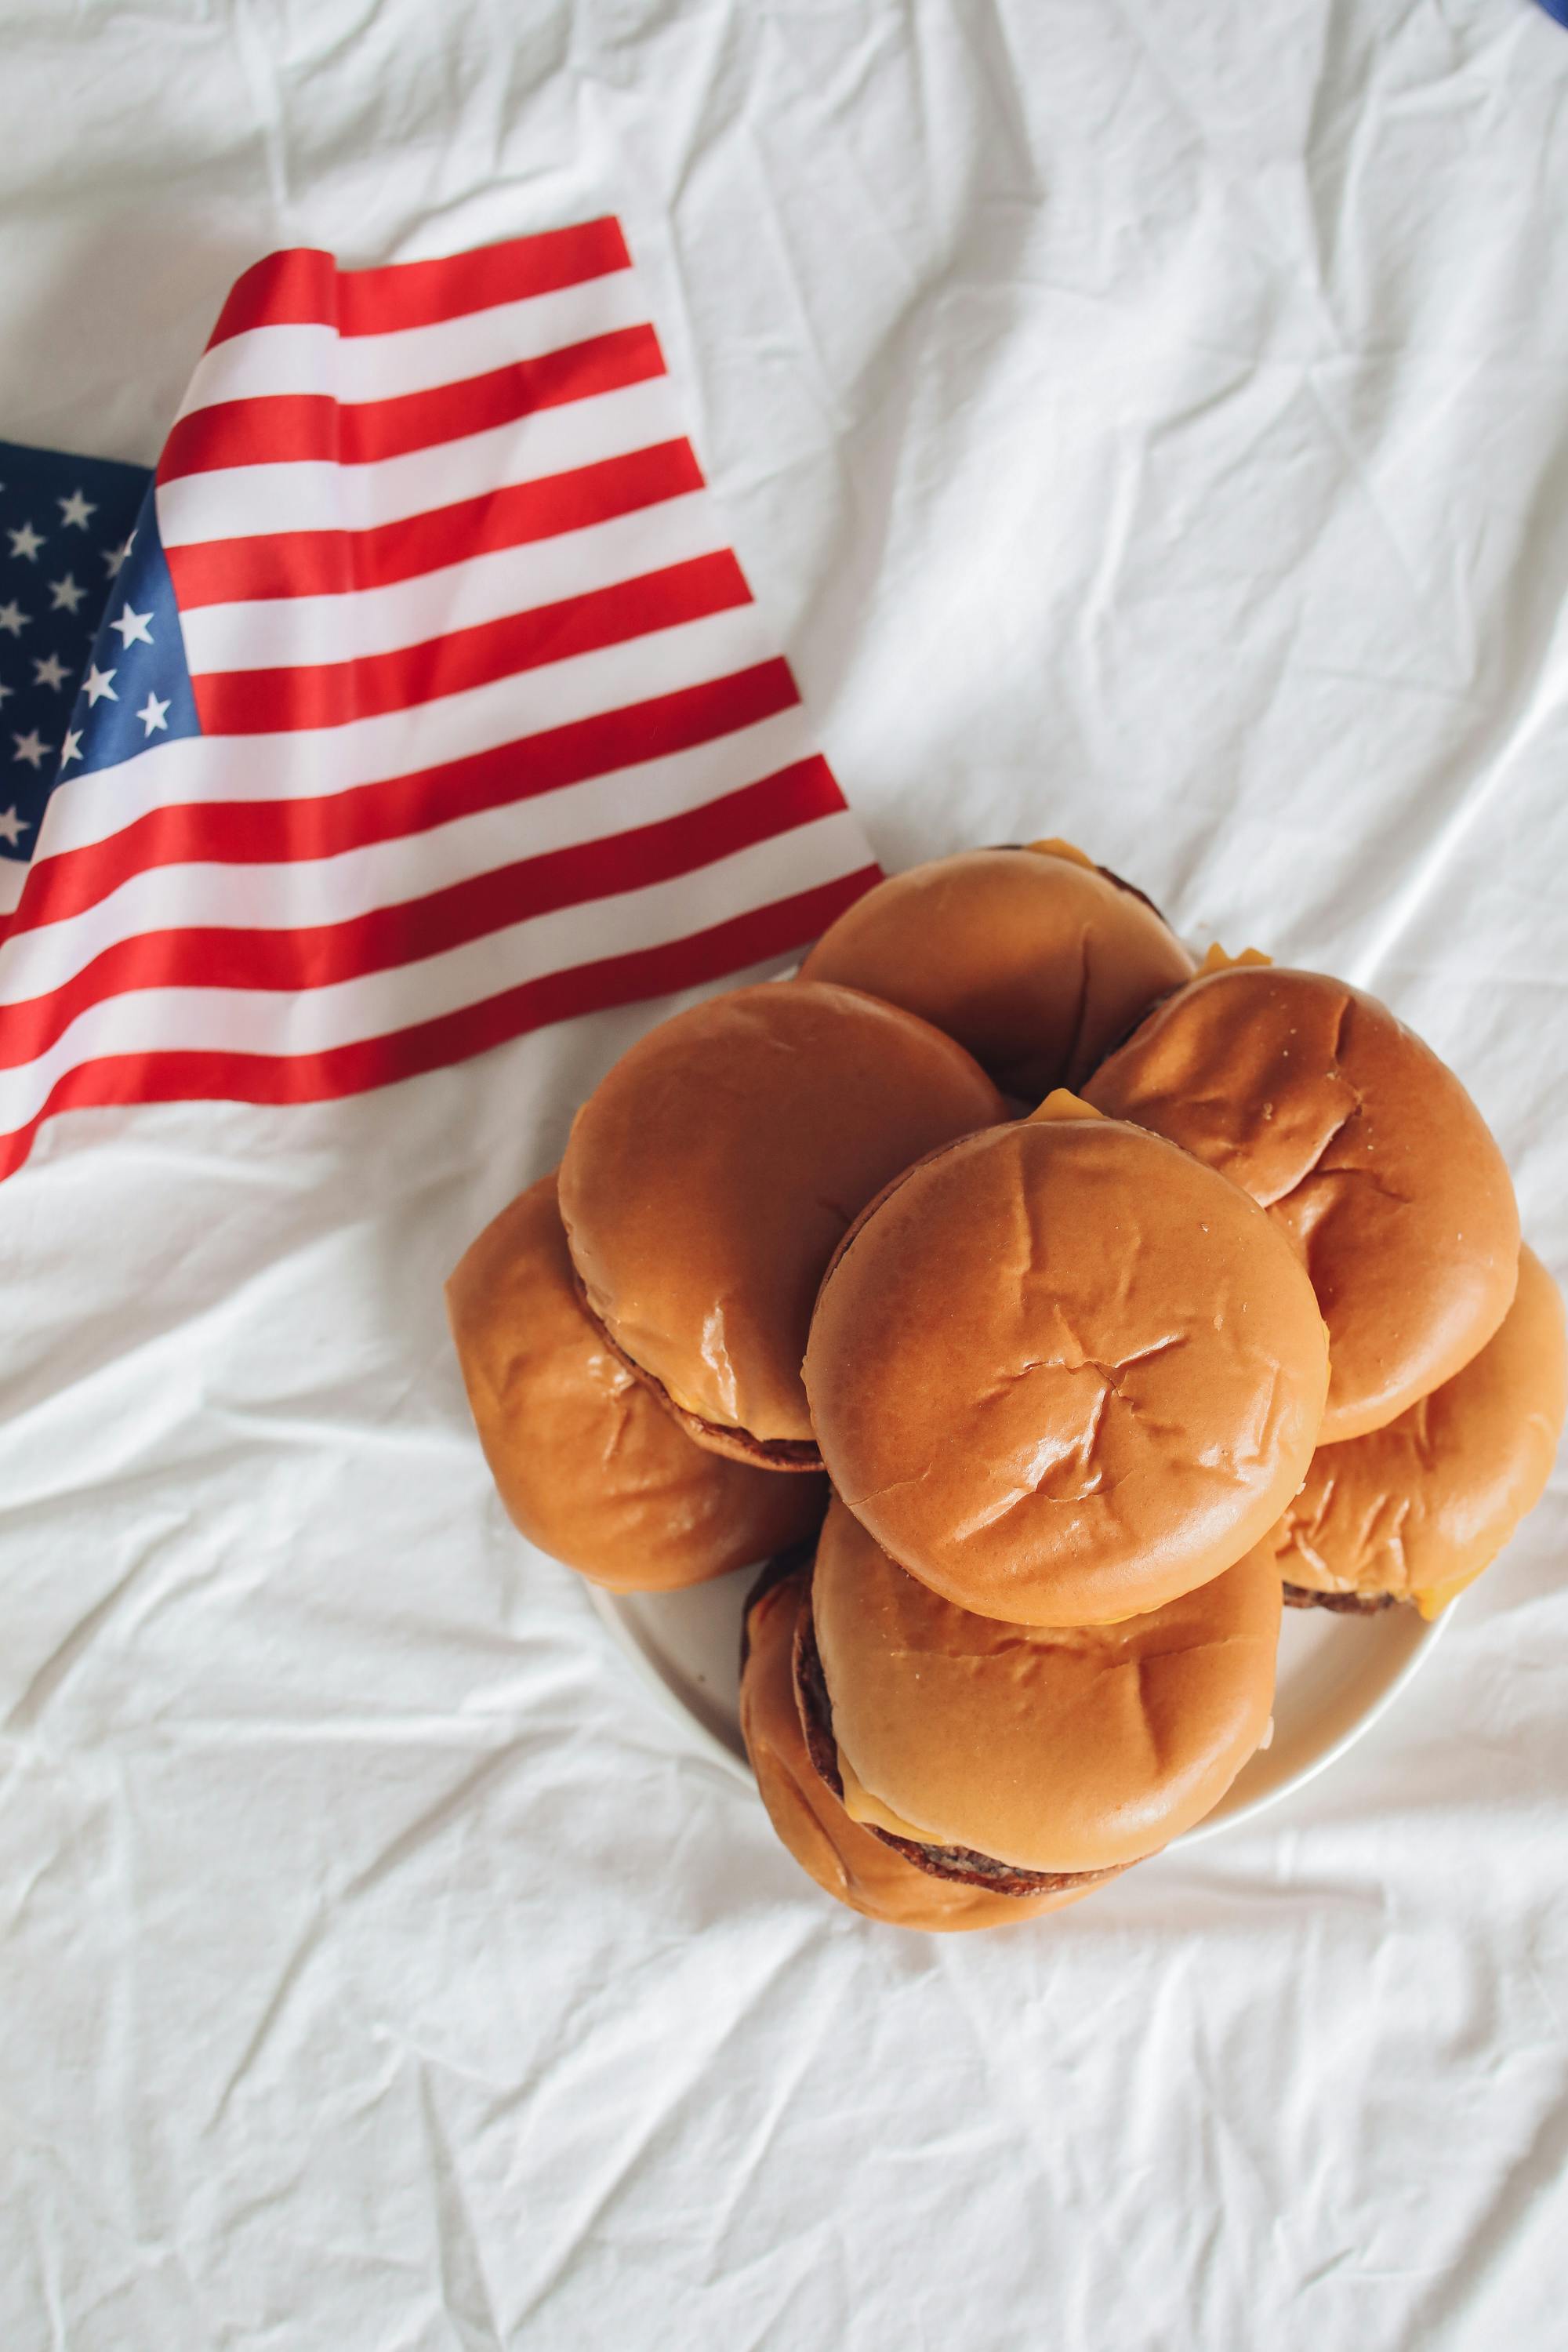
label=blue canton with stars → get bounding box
[0,438,152,867]
[60,487,201,782]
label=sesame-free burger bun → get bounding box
[1084,965,1520,1442]
[803,1099,1329,1624]
[446,1175,827,1589]
[1268,1243,1566,1618]
[739,1556,1087,1930]
[804,1499,1282,1877]
[558,982,1004,1463]
[798,842,1195,1099]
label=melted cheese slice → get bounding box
[1413,1569,1480,1621]
[1024,1087,1105,1126]
[1024,835,1096,870]
[663,1379,720,1421]
[836,1747,946,1846]
[1196,941,1272,975]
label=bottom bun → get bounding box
[739,1557,1094,1932]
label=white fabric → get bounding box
[3,3,1568,2344]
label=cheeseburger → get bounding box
[799,840,1195,1100]
[794,1498,1283,1888]
[446,1174,827,1589]
[558,982,1004,1468]
[1084,963,1520,1442]
[739,1552,1088,1930]
[1266,1243,1565,1618]
[803,1093,1328,1624]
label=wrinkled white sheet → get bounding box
[4,4,1568,2346]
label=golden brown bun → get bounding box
[739,1562,1086,1931]
[558,982,1005,1448]
[803,1109,1328,1624]
[812,1499,1282,1874]
[1084,966,1520,1441]
[1266,1243,1566,1617]
[798,844,1196,1099]
[446,1175,827,1589]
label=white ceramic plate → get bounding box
[590,1569,1451,1841]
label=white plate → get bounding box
[590,1568,1451,1841]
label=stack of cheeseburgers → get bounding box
[448,844,1566,1933]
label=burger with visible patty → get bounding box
[1266,1243,1565,1617]
[446,1174,827,1589]
[799,839,1194,1101]
[558,981,1004,1470]
[790,1497,1283,1892]
[1084,961,1520,1442]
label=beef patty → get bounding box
[1282,1581,1396,1614]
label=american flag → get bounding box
[0,220,879,1181]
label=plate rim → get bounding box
[1180,1589,1451,1841]
[586,1577,753,1782]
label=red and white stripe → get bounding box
[0,220,877,1177]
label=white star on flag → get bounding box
[0,599,29,636]
[60,728,83,768]
[10,730,50,770]
[0,679,11,703]
[82,663,118,705]
[103,535,133,579]
[6,521,45,562]
[57,488,96,529]
[136,691,171,737]
[0,804,30,844]
[31,652,70,691]
[48,574,87,614]
[110,604,154,648]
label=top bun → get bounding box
[811,1498,1282,1875]
[803,1100,1328,1624]
[446,1174,827,1588]
[558,982,1004,1458]
[739,1559,1091,1931]
[1266,1243,1565,1616]
[799,841,1195,1099]
[1084,965,1520,1440]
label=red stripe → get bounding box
[206,223,632,349]
[0,865,881,1182]
[0,764,845,1072]
[160,326,663,485]
[190,551,751,735]
[164,440,704,608]
[6,662,802,940]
